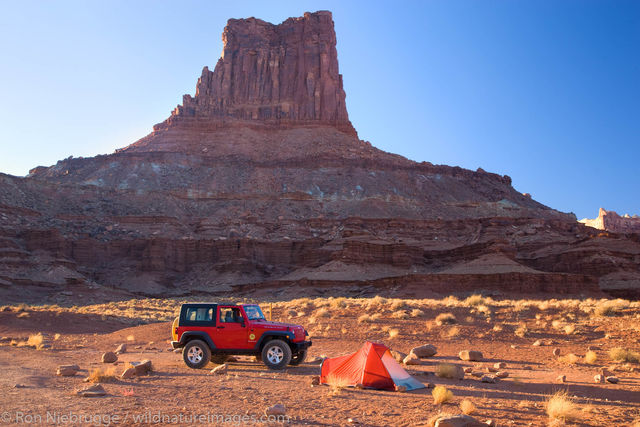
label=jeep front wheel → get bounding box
[261,339,292,370]
[183,339,211,369]
[289,349,307,366]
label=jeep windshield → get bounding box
[244,305,266,321]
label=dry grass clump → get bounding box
[392,310,409,319]
[545,391,581,423]
[432,385,454,405]
[584,350,598,364]
[435,363,460,379]
[358,314,373,324]
[492,324,504,332]
[315,307,331,318]
[609,347,640,363]
[410,309,425,318]
[475,305,492,316]
[435,312,457,326]
[388,328,400,339]
[326,373,350,396]
[446,326,461,338]
[26,333,44,349]
[390,299,405,311]
[328,297,347,309]
[460,399,477,415]
[86,367,118,383]
[559,353,580,365]
[463,294,485,307]
[564,324,576,335]
[515,324,528,338]
[593,299,629,317]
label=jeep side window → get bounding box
[186,307,213,322]
[219,307,242,323]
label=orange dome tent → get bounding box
[320,341,425,391]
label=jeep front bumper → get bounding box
[171,341,184,349]
[291,340,312,352]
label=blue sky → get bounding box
[1,1,638,219]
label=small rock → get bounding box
[463,367,474,373]
[510,345,517,349]
[410,344,437,358]
[481,374,496,383]
[355,383,366,389]
[309,375,320,386]
[471,372,484,378]
[121,367,136,379]
[522,366,532,370]
[434,414,486,427]
[226,356,238,362]
[308,356,324,365]
[594,374,604,383]
[173,348,182,353]
[13,383,26,388]
[395,384,407,392]
[76,383,106,397]
[115,343,126,354]
[131,360,152,376]
[494,362,506,369]
[588,345,600,351]
[459,350,483,361]
[486,366,499,373]
[264,404,286,416]
[347,418,360,424]
[556,375,566,383]
[391,350,407,363]
[605,376,619,384]
[552,348,561,356]
[403,352,422,365]
[496,371,509,379]
[210,364,228,375]
[532,340,542,347]
[485,420,496,427]
[102,352,118,363]
[56,364,80,376]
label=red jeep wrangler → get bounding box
[171,303,312,370]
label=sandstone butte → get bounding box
[1,11,639,304]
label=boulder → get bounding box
[131,360,152,376]
[391,350,407,363]
[459,350,483,361]
[495,371,509,379]
[264,404,286,416]
[552,348,561,356]
[403,353,422,365]
[210,364,228,375]
[494,362,506,369]
[480,375,496,383]
[56,364,80,376]
[309,375,320,386]
[115,344,126,354]
[606,376,619,384]
[102,352,118,363]
[76,383,106,397]
[121,367,136,379]
[410,344,437,358]
[434,414,486,427]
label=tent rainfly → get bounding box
[320,341,425,391]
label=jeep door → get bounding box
[214,306,251,349]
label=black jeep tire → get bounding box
[183,339,211,369]
[211,354,229,364]
[289,349,307,366]
[261,339,292,370]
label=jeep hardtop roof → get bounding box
[180,302,255,307]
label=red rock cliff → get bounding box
[162,11,356,136]
[580,208,640,234]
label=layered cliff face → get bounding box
[580,208,640,234]
[2,11,640,304]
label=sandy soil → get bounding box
[1,297,640,426]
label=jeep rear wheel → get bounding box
[261,339,292,370]
[183,339,211,369]
[289,349,307,366]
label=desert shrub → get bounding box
[390,300,405,311]
[315,307,330,318]
[609,347,640,363]
[326,373,349,395]
[515,324,528,338]
[463,294,485,307]
[27,333,44,348]
[584,350,598,364]
[357,314,372,323]
[559,353,580,365]
[435,312,457,326]
[388,328,399,339]
[370,313,382,321]
[392,310,409,320]
[594,299,629,317]
[410,309,425,318]
[329,297,347,309]
[432,385,453,405]
[564,324,576,335]
[86,367,117,383]
[492,324,504,332]
[446,326,461,338]
[546,391,580,422]
[460,399,477,415]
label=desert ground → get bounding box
[1,295,640,426]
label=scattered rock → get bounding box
[485,420,496,427]
[459,350,483,361]
[391,350,407,363]
[496,371,509,379]
[264,404,286,416]
[102,352,118,363]
[403,352,422,365]
[56,364,80,376]
[463,367,474,373]
[556,375,566,383]
[494,362,506,369]
[481,374,497,383]
[522,366,532,370]
[347,418,360,424]
[76,383,106,397]
[308,356,324,365]
[434,414,486,427]
[355,383,366,390]
[115,343,126,354]
[606,376,619,384]
[173,348,182,353]
[309,375,320,386]
[588,345,600,351]
[226,356,238,362]
[471,372,484,378]
[131,360,152,376]
[486,366,499,373]
[210,364,228,375]
[532,340,542,347]
[410,344,437,358]
[395,384,407,392]
[13,383,26,388]
[121,367,136,379]
[594,374,604,383]
[552,348,561,356]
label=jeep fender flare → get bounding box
[255,332,295,351]
[179,331,215,350]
